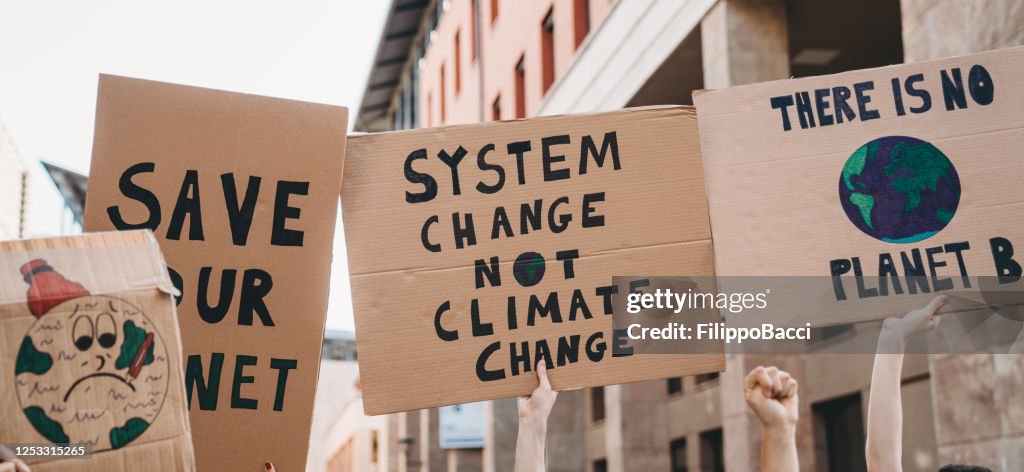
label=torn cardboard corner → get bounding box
[0,230,196,472]
[342,106,725,415]
[695,46,1024,326]
[82,74,348,472]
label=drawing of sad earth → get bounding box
[14,259,169,449]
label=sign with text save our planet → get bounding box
[342,106,724,415]
[695,47,1024,326]
[83,75,347,472]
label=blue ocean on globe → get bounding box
[839,136,961,244]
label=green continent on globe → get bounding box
[849,193,875,229]
[110,417,151,449]
[16,336,53,375]
[884,141,952,212]
[23,406,70,444]
[842,140,875,192]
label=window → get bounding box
[592,459,607,472]
[670,437,688,472]
[573,0,590,48]
[667,377,683,395]
[454,30,462,94]
[590,387,605,422]
[699,428,724,472]
[492,95,501,121]
[490,0,499,24]
[426,92,432,127]
[541,8,555,94]
[439,63,446,123]
[696,372,719,385]
[470,0,479,61]
[812,393,868,472]
[514,55,526,118]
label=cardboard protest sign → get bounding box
[83,75,347,471]
[342,106,724,415]
[0,230,196,472]
[695,47,1024,327]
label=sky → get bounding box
[0,0,392,332]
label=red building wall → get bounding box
[419,0,614,127]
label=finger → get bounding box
[744,366,764,392]
[757,367,773,397]
[0,462,15,472]
[265,462,276,472]
[770,370,783,397]
[537,362,552,391]
[777,371,793,397]
[785,379,799,399]
[922,295,947,317]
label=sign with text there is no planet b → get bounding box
[695,47,1024,327]
[84,75,348,472]
[343,106,724,415]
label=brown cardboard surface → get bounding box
[82,75,347,471]
[342,106,725,415]
[695,47,1024,326]
[0,230,196,472]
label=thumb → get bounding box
[537,362,552,391]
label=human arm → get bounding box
[744,366,799,472]
[866,295,945,472]
[515,363,557,472]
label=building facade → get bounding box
[352,1,1024,471]
[0,120,28,240]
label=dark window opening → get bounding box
[699,428,724,472]
[667,377,683,395]
[541,8,555,94]
[812,392,868,472]
[696,372,719,385]
[492,95,501,121]
[470,0,479,61]
[593,459,607,472]
[514,55,526,118]
[454,30,462,94]
[591,386,605,422]
[439,63,447,123]
[670,437,688,472]
[573,0,590,48]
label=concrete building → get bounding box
[353,1,1024,470]
[0,120,29,240]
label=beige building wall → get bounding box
[322,396,391,472]
[0,121,28,240]
[353,1,1024,470]
[902,0,1024,63]
[900,3,1024,469]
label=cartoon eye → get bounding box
[72,316,94,351]
[96,313,117,349]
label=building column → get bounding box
[546,390,586,472]
[485,399,518,472]
[699,3,794,468]
[605,381,671,472]
[901,0,1024,63]
[928,353,1024,469]
[700,0,790,89]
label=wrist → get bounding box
[762,422,797,446]
[519,416,548,435]
[878,328,908,352]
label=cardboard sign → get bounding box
[0,230,195,471]
[695,47,1024,326]
[342,106,724,415]
[83,75,347,471]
